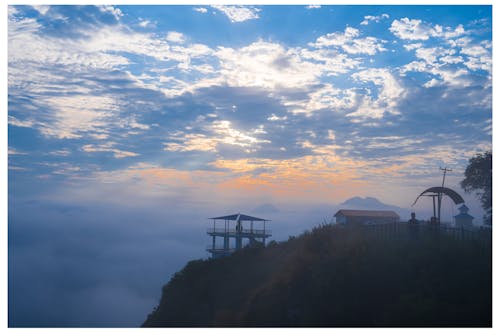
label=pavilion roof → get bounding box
[209,213,270,221]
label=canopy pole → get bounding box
[432,196,436,219]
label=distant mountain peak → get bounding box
[341,196,384,206]
[252,203,279,214]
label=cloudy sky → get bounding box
[8,4,492,327]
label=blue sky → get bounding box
[7,4,492,327]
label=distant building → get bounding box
[334,209,400,226]
[454,204,474,229]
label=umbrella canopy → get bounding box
[412,186,465,207]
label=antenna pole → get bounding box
[438,167,452,224]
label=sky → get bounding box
[7,4,492,328]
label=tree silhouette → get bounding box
[461,151,492,225]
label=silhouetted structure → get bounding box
[455,204,474,229]
[412,186,465,224]
[334,209,400,226]
[207,213,271,259]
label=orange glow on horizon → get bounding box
[86,148,449,208]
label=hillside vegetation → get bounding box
[143,224,491,327]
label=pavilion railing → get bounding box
[206,228,271,236]
[206,246,237,253]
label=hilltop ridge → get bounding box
[143,223,491,327]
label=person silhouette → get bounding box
[408,212,418,224]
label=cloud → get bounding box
[390,18,438,40]
[8,147,27,155]
[9,12,211,76]
[7,7,490,200]
[312,27,387,55]
[400,55,488,88]
[8,11,215,143]
[193,7,208,14]
[415,46,455,64]
[460,40,492,73]
[10,6,488,168]
[306,5,321,9]
[211,5,261,23]
[194,42,360,100]
[348,68,406,119]
[9,197,206,327]
[8,116,36,128]
[164,133,218,153]
[47,149,72,157]
[212,41,322,90]
[8,16,130,71]
[390,17,466,41]
[28,5,122,38]
[9,5,491,170]
[164,119,271,154]
[292,84,358,115]
[439,24,466,39]
[82,142,139,159]
[75,156,365,208]
[8,4,414,154]
[138,18,155,28]
[97,5,123,21]
[360,13,389,25]
[267,114,287,121]
[403,42,422,51]
[37,95,120,139]
[396,21,490,87]
[166,31,185,43]
[199,39,357,99]
[32,5,50,16]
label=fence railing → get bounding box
[362,222,491,251]
[207,228,271,236]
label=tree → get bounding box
[461,151,492,225]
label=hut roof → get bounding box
[334,209,400,219]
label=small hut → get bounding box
[334,209,400,226]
